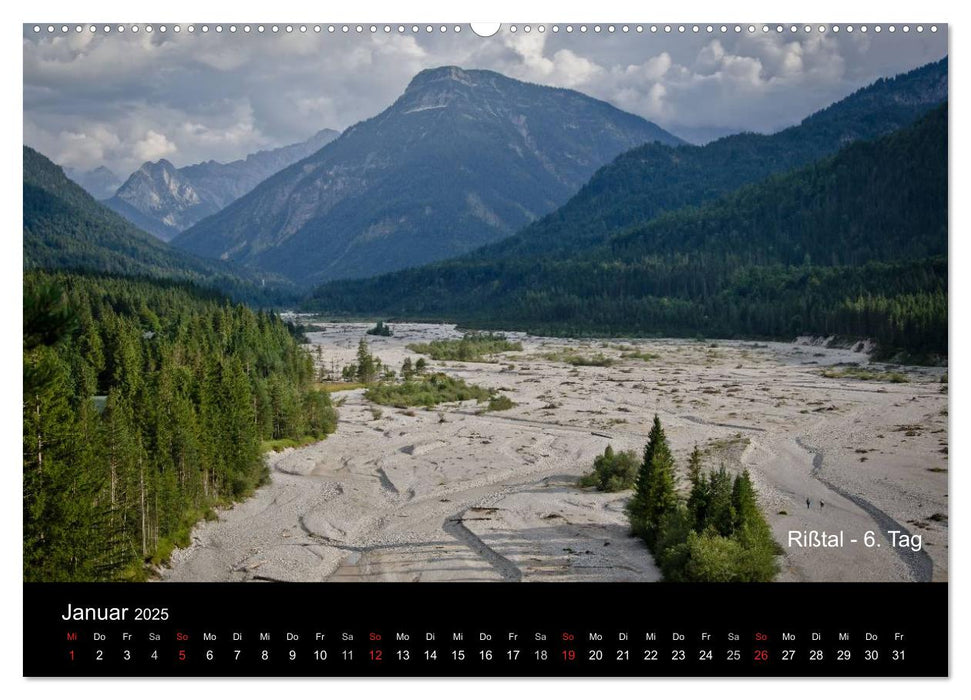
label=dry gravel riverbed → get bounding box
[163,323,948,583]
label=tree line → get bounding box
[23,271,337,582]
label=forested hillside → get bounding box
[308,105,947,358]
[23,272,337,582]
[469,58,947,261]
[24,147,293,305]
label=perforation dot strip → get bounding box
[30,24,939,35]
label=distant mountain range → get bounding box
[64,165,123,200]
[103,129,340,241]
[306,61,948,357]
[23,146,290,304]
[24,59,948,356]
[172,66,684,285]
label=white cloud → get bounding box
[133,130,177,162]
[23,26,947,175]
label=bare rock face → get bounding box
[105,129,339,241]
[172,66,684,285]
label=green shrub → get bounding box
[621,350,660,362]
[542,350,615,366]
[675,528,780,582]
[486,394,515,412]
[366,320,393,336]
[577,445,639,492]
[407,332,522,362]
[365,372,493,408]
[820,366,909,382]
[682,531,747,582]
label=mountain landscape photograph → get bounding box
[23,23,948,586]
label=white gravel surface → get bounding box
[163,323,947,583]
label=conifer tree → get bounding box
[687,445,703,485]
[627,417,660,536]
[704,465,736,537]
[644,439,678,547]
[355,338,378,384]
[731,470,761,532]
[627,414,677,543]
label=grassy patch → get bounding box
[820,367,909,383]
[541,350,615,367]
[261,434,324,453]
[702,434,750,457]
[121,504,226,580]
[622,350,660,362]
[365,372,494,408]
[407,332,522,362]
[315,381,367,393]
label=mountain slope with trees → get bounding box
[23,147,292,304]
[467,58,947,261]
[308,104,947,357]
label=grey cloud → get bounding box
[23,25,947,174]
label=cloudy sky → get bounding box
[23,24,947,176]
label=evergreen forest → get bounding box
[23,271,337,581]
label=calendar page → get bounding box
[22,20,948,677]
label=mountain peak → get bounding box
[106,129,339,241]
[140,159,178,174]
[405,66,477,92]
[175,67,684,285]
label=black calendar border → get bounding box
[23,581,948,678]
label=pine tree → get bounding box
[704,465,737,537]
[627,417,660,537]
[355,338,378,384]
[687,445,703,485]
[627,414,677,544]
[644,441,678,547]
[685,447,710,528]
[731,471,778,555]
[731,470,760,532]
